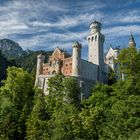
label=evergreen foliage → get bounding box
[15,50,52,74]
[0,50,16,85]
[0,67,34,139]
[107,66,116,85]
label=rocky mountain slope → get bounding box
[0,39,24,59]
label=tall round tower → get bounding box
[72,41,82,77]
[87,21,105,65]
[87,21,105,82]
[35,54,45,86]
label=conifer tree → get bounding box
[0,67,34,139]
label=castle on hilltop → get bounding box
[35,21,136,98]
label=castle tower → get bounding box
[72,41,82,77]
[129,33,136,48]
[114,48,119,60]
[35,54,45,86]
[87,21,105,82]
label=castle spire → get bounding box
[129,32,136,48]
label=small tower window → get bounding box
[88,37,90,42]
[95,35,97,41]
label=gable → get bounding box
[106,47,114,59]
[52,48,62,59]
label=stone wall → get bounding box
[81,59,98,81]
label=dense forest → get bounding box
[0,50,16,85]
[0,49,52,83]
[15,50,52,73]
[0,47,140,140]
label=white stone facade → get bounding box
[105,47,119,70]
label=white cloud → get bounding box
[31,12,103,29]
[103,25,140,50]
[0,0,139,53]
[16,30,88,50]
[103,25,140,39]
[114,10,140,23]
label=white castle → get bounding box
[35,21,136,98]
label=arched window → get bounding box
[88,37,90,42]
[95,35,97,41]
[91,36,94,42]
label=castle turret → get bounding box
[114,47,119,60]
[90,20,101,34]
[87,21,105,82]
[129,33,136,48]
[35,54,45,86]
[72,41,82,77]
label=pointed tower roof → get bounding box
[72,41,82,48]
[129,32,136,48]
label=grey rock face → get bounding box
[0,39,24,59]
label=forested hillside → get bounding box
[0,47,140,140]
[0,38,52,82]
[0,51,16,85]
[15,50,52,73]
[0,49,52,85]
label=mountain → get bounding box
[0,39,24,59]
[0,38,53,80]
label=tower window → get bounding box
[95,35,97,41]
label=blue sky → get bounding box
[0,0,140,59]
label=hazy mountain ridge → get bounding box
[0,39,24,59]
[0,38,52,81]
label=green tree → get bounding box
[63,77,80,105]
[107,67,116,85]
[26,88,49,140]
[46,104,81,140]
[118,47,140,78]
[0,67,34,140]
[26,74,81,140]
[82,78,140,139]
[47,74,80,111]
